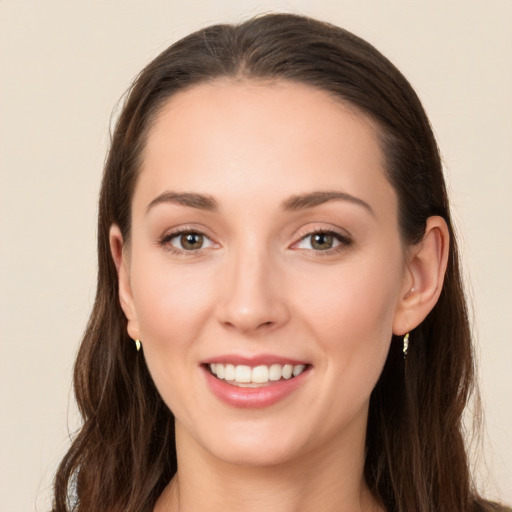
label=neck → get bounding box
[155,420,382,512]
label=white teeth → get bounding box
[209,362,307,384]
[293,364,305,377]
[234,365,251,383]
[252,365,269,383]
[216,364,225,379]
[225,364,235,381]
[282,364,293,379]
[269,364,282,381]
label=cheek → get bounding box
[130,257,217,351]
[129,260,220,415]
[295,248,403,373]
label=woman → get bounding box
[52,13,508,512]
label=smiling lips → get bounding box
[204,360,310,408]
[209,363,307,387]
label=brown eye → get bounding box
[310,233,334,250]
[179,232,204,250]
[160,230,216,254]
[293,229,351,253]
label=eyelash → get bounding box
[157,227,352,256]
[157,228,215,256]
[292,228,353,256]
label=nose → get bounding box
[215,246,290,335]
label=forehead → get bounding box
[136,80,395,217]
[147,79,380,159]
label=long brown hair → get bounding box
[52,13,503,512]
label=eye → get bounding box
[160,230,216,252]
[175,232,206,250]
[293,230,351,252]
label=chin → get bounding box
[177,416,313,469]
[208,436,303,468]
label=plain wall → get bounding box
[0,1,510,510]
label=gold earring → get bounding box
[134,339,142,352]
[403,333,410,358]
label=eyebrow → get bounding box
[146,191,218,213]
[145,189,374,216]
[281,191,374,215]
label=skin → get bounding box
[110,81,449,512]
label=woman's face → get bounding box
[117,81,411,467]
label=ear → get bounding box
[109,224,141,341]
[393,216,450,335]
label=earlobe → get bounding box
[109,225,141,341]
[393,216,450,335]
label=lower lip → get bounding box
[203,367,310,409]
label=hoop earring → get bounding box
[403,332,410,358]
[134,339,142,352]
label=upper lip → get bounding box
[202,354,310,367]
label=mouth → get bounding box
[207,363,309,388]
[202,358,312,408]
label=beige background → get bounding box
[0,1,510,510]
